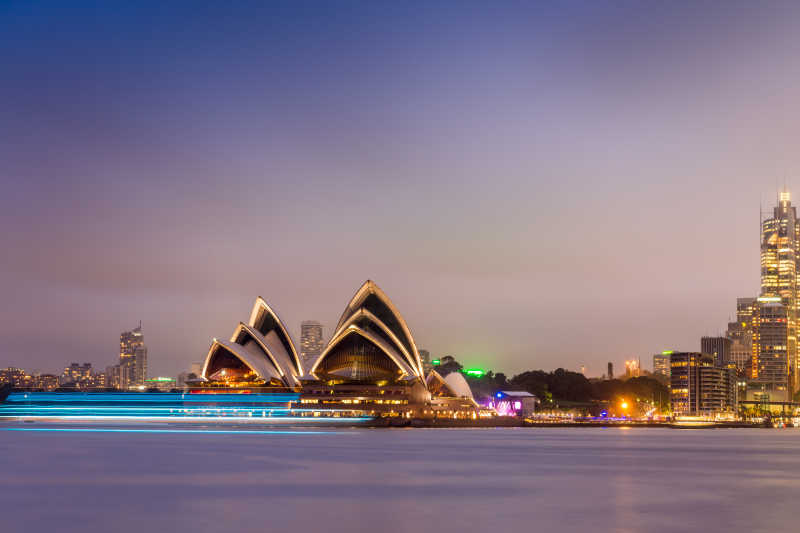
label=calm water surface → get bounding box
[1,426,798,533]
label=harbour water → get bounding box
[1,426,798,533]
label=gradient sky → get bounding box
[2,1,800,377]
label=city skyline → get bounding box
[3,4,800,533]
[5,2,800,377]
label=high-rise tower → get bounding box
[726,297,755,373]
[119,322,147,388]
[753,191,800,400]
[300,321,324,366]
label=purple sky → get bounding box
[2,1,800,377]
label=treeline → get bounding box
[436,360,668,407]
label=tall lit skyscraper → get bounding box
[118,322,147,388]
[753,191,800,400]
[300,321,324,365]
[751,296,790,400]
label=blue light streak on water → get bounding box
[0,391,375,424]
[0,427,342,435]
[0,415,370,422]
[5,392,302,403]
[0,407,372,420]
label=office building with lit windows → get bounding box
[61,363,93,384]
[113,322,148,389]
[727,297,755,373]
[0,368,29,387]
[0,369,60,390]
[670,352,737,416]
[653,352,671,378]
[750,297,791,401]
[753,192,800,400]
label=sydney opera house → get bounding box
[198,280,478,419]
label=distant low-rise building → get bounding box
[59,363,107,390]
[491,391,538,417]
[144,377,176,391]
[31,374,60,391]
[61,363,93,385]
[0,368,29,387]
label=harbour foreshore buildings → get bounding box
[669,352,737,416]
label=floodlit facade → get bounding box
[197,280,480,419]
[490,391,538,417]
[201,297,303,388]
[625,359,640,378]
[426,370,474,400]
[424,370,479,418]
[309,280,424,383]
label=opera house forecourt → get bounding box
[197,280,481,420]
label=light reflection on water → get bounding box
[0,426,797,533]
[0,427,339,435]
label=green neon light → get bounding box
[145,377,175,382]
[465,369,485,377]
[431,359,441,365]
[662,350,674,355]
